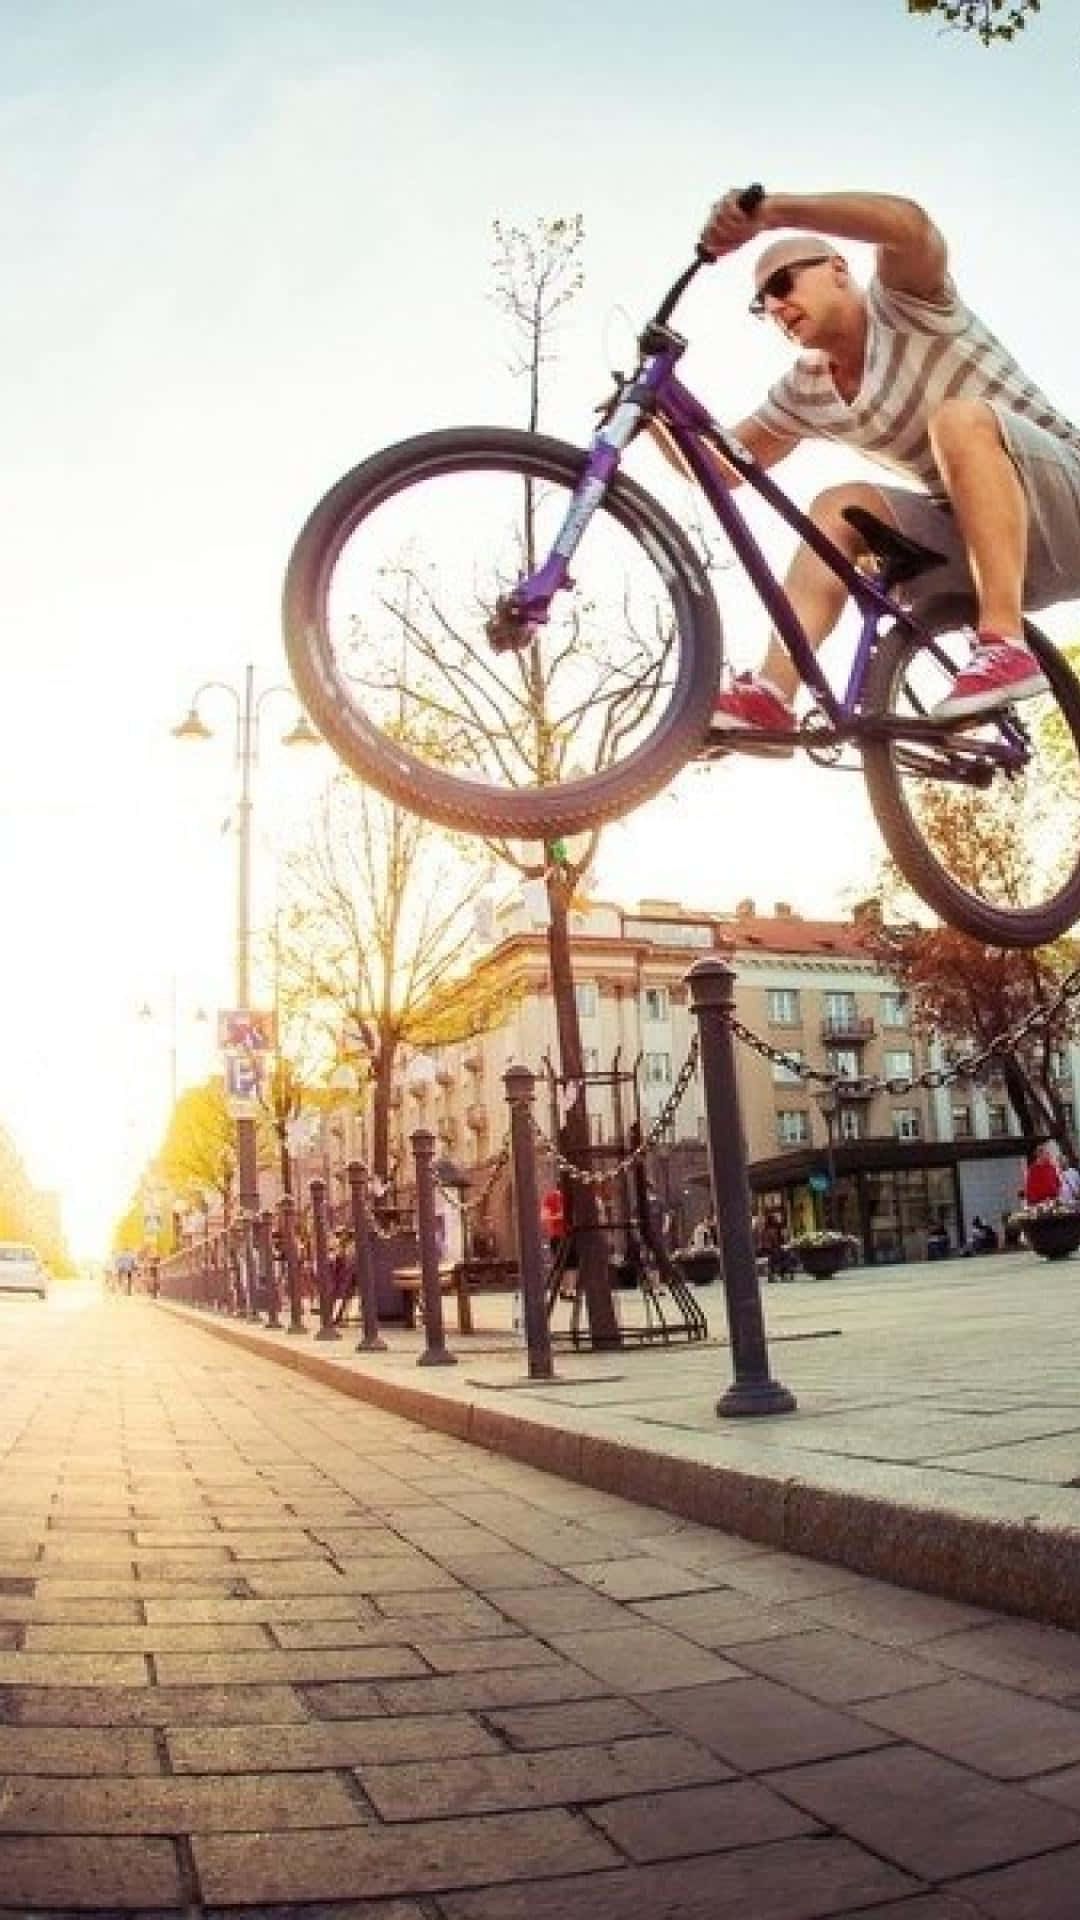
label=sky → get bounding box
[3,0,1078,1255]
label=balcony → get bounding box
[463,1048,483,1075]
[820,1015,876,1044]
[436,1065,455,1089]
[466,1102,489,1133]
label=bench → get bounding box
[392,1257,519,1334]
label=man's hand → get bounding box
[700,188,771,258]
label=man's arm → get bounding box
[702,188,948,302]
[648,411,797,487]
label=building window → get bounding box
[824,991,857,1027]
[952,1105,973,1139]
[881,991,910,1027]
[696,1114,709,1143]
[827,1047,860,1080]
[772,1048,803,1085]
[589,1113,605,1145]
[987,1103,1010,1138]
[777,1109,810,1145]
[838,1106,862,1141]
[767,988,800,1026]
[582,1048,599,1075]
[642,986,669,1022]
[892,1108,921,1141]
[644,1051,672,1085]
[575,982,598,1019]
[884,1049,915,1083]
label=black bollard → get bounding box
[242,1217,260,1319]
[685,957,797,1418]
[504,1066,555,1380]
[258,1209,282,1329]
[309,1180,341,1342]
[279,1194,306,1335]
[412,1129,456,1368]
[347,1160,387,1352]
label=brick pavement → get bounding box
[2,1292,1080,1915]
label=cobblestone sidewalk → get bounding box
[2,1295,1080,1916]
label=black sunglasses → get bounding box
[749,256,830,319]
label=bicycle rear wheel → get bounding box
[861,599,1080,947]
[282,427,722,839]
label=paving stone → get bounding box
[167,1711,501,1772]
[143,1593,378,1625]
[358,1732,730,1819]
[1024,1760,1080,1812]
[403,1635,563,1674]
[784,1579,992,1647]
[0,1768,358,1832]
[0,1595,144,1623]
[0,1682,310,1724]
[470,1585,632,1634]
[632,1589,821,1647]
[723,1628,948,1703]
[307,1666,605,1719]
[589,1776,820,1860]
[856,1675,1080,1778]
[152,1645,428,1687]
[923,1619,1080,1698]
[23,1622,270,1652]
[245,1560,457,1596]
[547,1625,745,1694]
[0,1725,163,1773]
[566,1557,723,1601]
[763,1745,1080,1878]
[484,1697,659,1749]
[193,1808,620,1904]
[950,1843,1080,1916]
[0,1650,149,1686]
[203,1905,428,1920]
[425,1551,573,1590]
[642,1676,896,1771]
[435,1834,917,1919]
[0,1834,183,1908]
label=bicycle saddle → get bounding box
[841,507,947,585]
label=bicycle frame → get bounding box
[502,306,1030,778]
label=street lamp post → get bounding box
[815,1084,840,1230]
[172,665,318,1219]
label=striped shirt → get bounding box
[750,275,1080,502]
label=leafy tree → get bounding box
[906,0,1043,45]
[0,1122,72,1271]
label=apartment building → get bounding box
[328,893,1048,1264]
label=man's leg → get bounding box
[758,481,900,700]
[928,397,1026,636]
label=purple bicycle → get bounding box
[283,199,1080,950]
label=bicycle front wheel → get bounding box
[282,427,722,839]
[862,599,1080,947]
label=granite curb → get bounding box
[159,1303,1080,1634]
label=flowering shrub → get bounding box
[790,1230,858,1253]
[1009,1198,1080,1228]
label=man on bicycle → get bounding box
[701,187,1080,751]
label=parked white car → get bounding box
[0,1243,48,1299]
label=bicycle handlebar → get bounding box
[650,182,765,330]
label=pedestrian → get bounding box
[698,183,1080,751]
[1024,1144,1061,1206]
[1058,1159,1080,1207]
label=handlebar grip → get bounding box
[695,183,765,264]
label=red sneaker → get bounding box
[932,635,1048,722]
[706,673,796,757]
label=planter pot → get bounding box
[673,1249,722,1287]
[797,1244,847,1280]
[1022,1212,1080,1261]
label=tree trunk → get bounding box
[372,1041,395,1188]
[546,867,619,1347]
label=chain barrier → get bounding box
[432,1142,511,1218]
[731,965,1080,1099]
[531,1036,701,1189]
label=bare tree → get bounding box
[275,773,498,1188]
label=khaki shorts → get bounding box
[873,407,1080,618]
